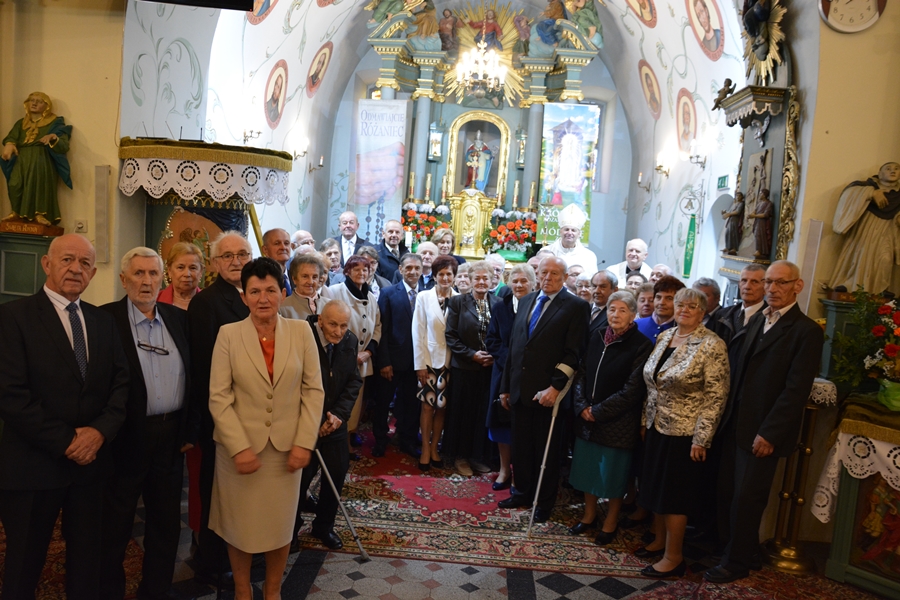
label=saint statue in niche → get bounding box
[439,9,460,51]
[468,9,503,51]
[722,192,744,255]
[0,92,72,226]
[748,188,773,258]
[830,162,900,294]
[465,130,493,192]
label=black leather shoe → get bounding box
[704,564,749,583]
[492,478,512,491]
[532,508,551,523]
[372,443,386,458]
[641,560,687,579]
[193,570,235,590]
[633,546,665,559]
[313,530,344,550]
[302,494,318,512]
[621,514,652,529]
[593,527,618,546]
[418,461,431,472]
[497,495,529,509]
[431,459,444,468]
[350,432,363,447]
[568,519,597,535]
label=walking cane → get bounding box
[525,364,575,538]
[316,448,370,561]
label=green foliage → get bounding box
[831,288,885,387]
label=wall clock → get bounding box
[819,0,887,33]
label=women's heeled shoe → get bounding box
[634,546,665,559]
[640,560,687,579]
[492,478,512,491]
[593,526,618,545]
[418,461,431,472]
[567,519,597,535]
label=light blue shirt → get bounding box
[128,299,185,416]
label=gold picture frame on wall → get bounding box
[446,110,511,201]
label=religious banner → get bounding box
[683,213,697,278]
[351,99,410,242]
[536,103,601,245]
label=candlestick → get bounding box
[424,173,432,202]
[528,181,536,207]
[441,175,447,202]
[408,172,415,200]
[318,156,324,167]
[513,180,520,209]
[405,229,413,248]
[638,171,643,184]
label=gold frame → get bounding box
[448,189,498,259]
[446,110,511,201]
[774,85,800,261]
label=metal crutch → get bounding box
[525,366,575,538]
[315,447,370,561]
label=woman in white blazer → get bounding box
[328,255,382,453]
[412,255,459,469]
[208,259,324,600]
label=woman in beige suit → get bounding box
[209,258,325,600]
[412,255,459,469]
[328,255,382,455]
[637,287,729,579]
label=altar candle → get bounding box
[638,171,643,184]
[441,175,447,200]
[319,156,324,167]
[424,173,432,202]
[528,181,536,205]
[408,172,415,199]
[513,180,520,209]
[405,229,413,248]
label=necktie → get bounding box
[739,308,746,327]
[528,295,549,336]
[310,297,317,314]
[591,306,602,322]
[392,247,399,260]
[409,288,417,311]
[325,343,334,366]
[66,302,88,379]
[283,272,292,296]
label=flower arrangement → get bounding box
[401,202,451,246]
[832,289,900,386]
[481,210,539,257]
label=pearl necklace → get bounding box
[673,328,696,339]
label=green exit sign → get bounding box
[717,175,729,189]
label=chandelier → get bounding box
[455,28,507,99]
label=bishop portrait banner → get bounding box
[536,103,601,246]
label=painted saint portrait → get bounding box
[248,0,278,25]
[306,42,333,99]
[638,60,661,121]
[687,0,724,61]
[676,89,697,153]
[264,60,288,129]
[626,0,657,27]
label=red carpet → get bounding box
[0,517,143,599]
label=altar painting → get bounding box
[537,103,601,244]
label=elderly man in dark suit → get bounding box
[374,253,423,457]
[0,234,129,599]
[589,269,618,335]
[332,211,373,266]
[705,260,823,583]
[375,219,409,281]
[100,247,196,600]
[498,256,589,522]
[188,230,252,587]
[294,300,363,551]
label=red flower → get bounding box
[498,226,507,234]
[515,219,523,227]
[892,312,900,326]
[428,216,437,223]
[407,209,416,217]
[490,230,498,238]
[519,233,527,242]
[874,325,887,337]
[886,344,900,358]
[878,305,892,315]
[530,223,538,232]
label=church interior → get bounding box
[1,0,900,597]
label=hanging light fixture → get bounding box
[456,19,507,99]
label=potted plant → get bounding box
[481,209,538,262]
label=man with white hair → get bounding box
[291,229,316,251]
[261,228,293,295]
[485,253,512,298]
[331,211,373,266]
[544,204,598,272]
[649,263,672,283]
[608,238,652,283]
[100,247,193,600]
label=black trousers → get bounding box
[374,369,420,450]
[193,436,229,575]
[722,445,779,571]
[0,481,104,600]
[100,416,184,599]
[295,430,350,535]
[510,399,564,510]
[716,420,737,545]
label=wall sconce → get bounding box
[636,171,651,192]
[243,130,260,144]
[308,156,325,173]
[293,137,310,161]
[688,140,706,169]
[654,163,670,178]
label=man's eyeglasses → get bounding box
[215,251,251,262]
[137,341,170,355]
[763,278,798,288]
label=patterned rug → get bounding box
[633,570,879,599]
[0,517,144,599]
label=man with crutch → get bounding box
[293,299,363,551]
[497,256,589,523]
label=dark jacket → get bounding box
[332,235,374,267]
[375,281,416,372]
[0,290,130,490]
[445,293,500,370]
[393,268,436,291]
[376,242,409,282]
[573,325,652,449]
[101,298,198,470]
[485,292,515,402]
[307,316,363,441]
